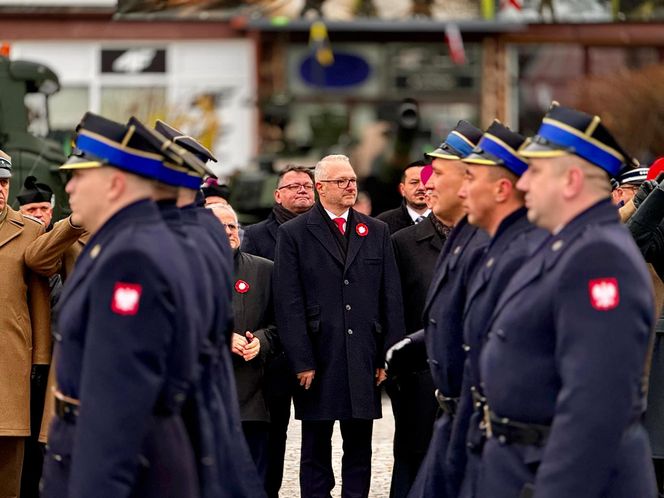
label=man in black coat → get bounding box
[376,160,430,235]
[387,164,449,498]
[273,154,405,498]
[240,164,315,497]
[210,203,277,487]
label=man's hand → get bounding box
[375,368,387,386]
[297,370,315,390]
[231,333,248,357]
[385,337,413,376]
[242,331,260,362]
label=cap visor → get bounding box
[426,149,461,160]
[59,156,104,170]
[520,140,571,159]
[462,152,499,166]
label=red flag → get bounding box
[501,0,522,10]
[445,24,466,65]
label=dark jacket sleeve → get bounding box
[627,187,664,270]
[273,226,317,374]
[380,223,406,356]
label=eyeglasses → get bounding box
[222,223,239,231]
[319,178,357,189]
[278,183,314,192]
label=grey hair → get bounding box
[207,202,238,224]
[314,154,351,183]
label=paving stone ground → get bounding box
[280,394,395,498]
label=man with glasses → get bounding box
[243,165,315,261]
[209,202,277,491]
[274,154,404,498]
[377,160,431,234]
[611,165,649,207]
[241,164,315,498]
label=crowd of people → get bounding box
[0,101,663,498]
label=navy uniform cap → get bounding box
[60,113,159,175]
[616,166,648,186]
[427,120,483,161]
[154,120,217,164]
[125,116,214,189]
[16,176,53,205]
[201,177,230,201]
[463,120,528,176]
[0,151,11,178]
[520,103,630,177]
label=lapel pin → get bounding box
[356,223,369,237]
[235,279,250,293]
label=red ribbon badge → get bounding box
[356,223,369,237]
[235,280,250,294]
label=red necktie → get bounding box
[333,217,345,235]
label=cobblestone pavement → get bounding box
[281,393,395,498]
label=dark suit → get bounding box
[408,217,489,498]
[240,208,293,498]
[242,211,279,262]
[388,214,445,498]
[479,200,655,498]
[377,201,415,235]
[274,203,404,497]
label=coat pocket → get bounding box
[306,305,321,336]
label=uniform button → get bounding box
[486,257,494,268]
[495,329,506,341]
[53,454,63,462]
[54,333,62,342]
[345,304,351,311]
[347,329,353,335]
[429,318,437,325]
[462,344,470,352]
[454,246,461,255]
[344,279,349,285]
[552,240,564,251]
[498,435,507,445]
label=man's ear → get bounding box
[107,171,125,202]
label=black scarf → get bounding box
[273,203,299,225]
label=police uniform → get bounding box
[446,122,548,498]
[41,113,200,498]
[155,119,267,498]
[406,121,488,498]
[478,105,656,498]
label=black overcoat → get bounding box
[273,205,405,420]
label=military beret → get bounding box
[463,120,528,177]
[16,176,53,205]
[427,120,483,161]
[520,103,630,177]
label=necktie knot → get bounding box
[415,216,425,224]
[333,217,346,235]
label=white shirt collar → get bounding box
[324,208,349,221]
[405,204,430,222]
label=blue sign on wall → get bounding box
[299,52,371,88]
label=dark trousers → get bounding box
[242,421,270,485]
[0,437,24,498]
[265,389,291,498]
[300,419,373,498]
